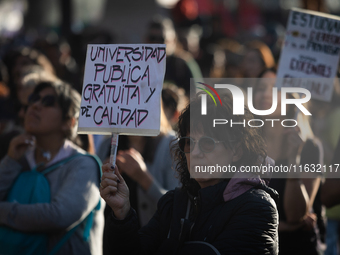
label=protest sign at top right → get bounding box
[276,8,340,102]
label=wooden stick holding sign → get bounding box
[77,44,166,168]
[110,133,119,167]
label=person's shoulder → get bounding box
[157,188,178,213]
[249,188,277,205]
[65,139,87,155]
[223,187,278,234]
[63,140,101,169]
[235,187,278,212]
[158,189,176,205]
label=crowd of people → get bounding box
[1,1,340,255]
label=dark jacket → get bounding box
[105,175,279,255]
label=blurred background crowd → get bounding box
[1,0,340,254]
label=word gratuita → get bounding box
[83,83,156,105]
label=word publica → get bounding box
[81,105,148,127]
[94,63,151,85]
[200,84,312,116]
[90,46,166,63]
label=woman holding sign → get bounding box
[100,93,279,254]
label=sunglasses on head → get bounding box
[178,136,227,154]
[28,94,57,107]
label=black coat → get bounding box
[105,181,279,255]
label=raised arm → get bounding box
[284,137,322,224]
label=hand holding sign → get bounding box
[100,164,130,220]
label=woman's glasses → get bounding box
[28,94,57,107]
[178,136,226,154]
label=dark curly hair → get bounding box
[172,92,267,195]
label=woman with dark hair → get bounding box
[0,80,104,254]
[100,93,279,254]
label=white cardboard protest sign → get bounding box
[77,44,166,135]
[276,8,340,102]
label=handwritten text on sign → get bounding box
[276,8,340,102]
[78,44,166,135]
